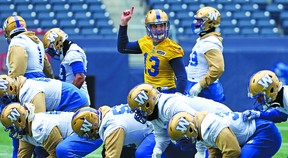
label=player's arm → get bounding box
[18,140,35,158]
[43,54,55,79]
[43,126,64,158]
[104,128,125,158]
[117,25,142,54]
[207,147,223,158]
[30,92,46,113]
[71,61,85,89]
[8,46,28,78]
[214,127,241,158]
[170,57,187,94]
[259,108,288,123]
[199,49,224,88]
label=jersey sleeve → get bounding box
[104,128,125,158]
[7,46,28,77]
[259,108,288,123]
[18,140,35,158]
[43,126,64,157]
[166,40,184,60]
[214,127,241,158]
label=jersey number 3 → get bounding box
[144,53,160,77]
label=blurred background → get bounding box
[0,0,288,112]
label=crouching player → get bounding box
[0,102,102,158]
[168,111,282,158]
[71,104,155,158]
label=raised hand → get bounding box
[120,6,134,26]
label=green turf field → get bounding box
[0,122,287,157]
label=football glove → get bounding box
[242,110,260,121]
[189,83,202,97]
[152,148,162,158]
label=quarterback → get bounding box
[168,111,281,158]
[42,28,90,105]
[71,104,154,158]
[117,7,187,94]
[185,6,225,103]
[127,83,231,158]
[0,103,102,158]
[242,70,288,123]
[3,15,54,79]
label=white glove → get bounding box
[189,83,202,97]
[152,148,162,158]
[242,110,260,121]
[195,151,206,158]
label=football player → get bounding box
[0,74,89,113]
[0,102,102,158]
[71,104,154,158]
[242,70,288,123]
[127,83,231,158]
[168,111,281,158]
[3,15,55,158]
[3,15,54,79]
[42,28,90,105]
[185,6,225,103]
[117,8,187,94]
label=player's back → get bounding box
[22,111,74,146]
[99,104,153,147]
[205,112,256,146]
[159,93,231,113]
[8,32,46,77]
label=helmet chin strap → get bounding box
[62,40,74,57]
[199,27,216,37]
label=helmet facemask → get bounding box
[146,21,170,42]
[131,108,148,124]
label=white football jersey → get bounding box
[7,34,45,74]
[21,111,74,147]
[19,78,62,111]
[200,112,256,148]
[152,93,231,152]
[99,104,153,147]
[279,85,288,115]
[186,36,223,82]
[59,44,90,105]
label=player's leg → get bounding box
[240,119,282,158]
[12,138,19,158]
[56,133,103,157]
[135,133,155,158]
[199,82,225,103]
